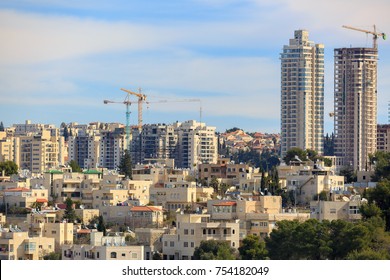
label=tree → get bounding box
[371,151,390,181]
[360,203,383,221]
[97,215,107,235]
[339,165,356,183]
[0,121,4,132]
[209,177,219,194]
[63,126,70,142]
[365,179,390,231]
[43,252,62,260]
[225,127,241,133]
[118,149,132,179]
[193,240,237,260]
[68,160,82,172]
[323,133,335,156]
[63,197,78,223]
[0,161,18,176]
[239,235,268,260]
[283,148,307,165]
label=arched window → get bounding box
[110,252,117,258]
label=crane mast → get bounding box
[120,88,147,129]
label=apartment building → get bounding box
[377,124,390,152]
[68,133,101,169]
[131,123,178,165]
[285,164,344,205]
[4,187,48,208]
[99,128,125,170]
[26,210,73,251]
[280,30,325,158]
[310,195,363,221]
[149,181,213,212]
[134,228,165,259]
[334,47,378,171]
[62,231,144,260]
[100,205,164,228]
[174,120,218,169]
[0,230,55,260]
[162,213,240,260]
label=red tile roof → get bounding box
[130,206,163,212]
[36,198,48,203]
[213,201,237,207]
[6,188,30,192]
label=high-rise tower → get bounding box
[334,48,378,171]
[280,30,325,158]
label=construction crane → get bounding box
[103,92,132,152]
[120,88,147,129]
[342,25,386,49]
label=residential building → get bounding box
[0,230,55,260]
[131,123,178,165]
[162,213,240,260]
[62,231,144,260]
[174,120,218,169]
[149,181,213,212]
[377,124,390,152]
[4,187,48,209]
[100,205,164,228]
[26,211,74,251]
[134,228,165,259]
[285,163,344,204]
[334,47,378,171]
[280,30,325,157]
[99,128,125,170]
[310,195,363,221]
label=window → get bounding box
[349,206,359,215]
[170,241,174,247]
[132,253,137,258]
[191,242,194,248]
[330,208,336,214]
[184,229,189,235]
[191,229,194,235]
[122,253,126,257]
[184,242,188,247]
[110,252,117,258]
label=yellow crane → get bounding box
[120,88,147,129]
[342,25,386,49]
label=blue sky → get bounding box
[1,0,389,133]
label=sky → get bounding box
[0,0,389,134]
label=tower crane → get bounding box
[103,92,132,152]
[342,25,386,49]
[120,88,147,129]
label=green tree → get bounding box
[118,149,132,179]
[152,252,163,260]
[339,165,356,183]
[209,177,220,194]
[371,151,390,181]
[63,197,78,223]
[323,132,335,156]
[68,160,82,172]
[0,121,4,132]
[43,252,62,260]
[360,203,383,221]
[0,161,18,176]
[97,215,107,235]
[239,235,268,260]
[283,148,307,165]
[193,240,237,260]
[365,179,390,231]
[63,126,70,142]
[225,127,241,133]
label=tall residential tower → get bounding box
[280,30,325,158]
[334,47,378,171]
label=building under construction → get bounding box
[333,47,378,171]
